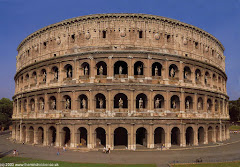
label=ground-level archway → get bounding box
[28,126,34,144]
[77,127,87,147]
[216,126,220,142]
[198,127,204,144]
[171,127,180,146]
[208,126,213,143]
[22,126,26,143]
[61,127,71,146]
[48,126,56,146]
[186,127,194,146]
[154,127,165,147]
[114,127,128,147]
[136,127,147,147]
[37,127,44,144]
[95,127,106,147]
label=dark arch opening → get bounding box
[52,66,59,80]
[136,127,147,147]
[208,126,213,143]
[183,66,191,80]
[78,127,87,147]
[152,62,162,76]
[63,95,71,109]
[185,96,193,110]
[186,127,194,145]
[216,126,220,142]
[96,127,106,147]
[114,93,128,108]
[95,93,106,109]
[79,94,88,109]
[62,127,71,146]
[134,61,144,75]
[171,95,180,109]
[154,94,164,108]
[37,127,44,145]
[171,127,180,146]
[96,61,107,75]
[136,93,147,109]
[49,96,56,110]
[28,126,34,144]
[64,64,73,78]
[169,64,178,78]
[48,126,56,145]
[81,62,90,76]
[114,61,128,75]
[114,127,128,146]
[198,127,204,144]
[154,127,165,147]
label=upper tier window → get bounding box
[103,30,106,38]
[139,31,143,38]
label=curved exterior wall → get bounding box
[12,13,229,150]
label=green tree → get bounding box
[229,98,240,122]
[0,98,13,130]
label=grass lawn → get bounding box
[229,125,240,131]
[172,161,240,167]
[0,156,156,167]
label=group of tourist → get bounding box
[102,147,111,154]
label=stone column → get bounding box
[193,125,198,146]
[55,124,61,147]
[193,93,197,112]
[89,89,93,112]
[180,124,186,147]
[89,56,95,83]
[148,124,154,148]
[17,98,19,115]
[57,92,61,111]
[165,91,170,111]
[179,61,183,83]
[88,124,94,148]
[11,124,16,140]
[107,55,113,79]
[149,90,153,112]
[34,96,38,114]
[204,126,208,144]
[130,124,135,150]
[43,124,48,146]
[44,93,48,112]
[164,59,169,84]
[59,62,63,82]
[128,56,133,79]
[203,95,207,113]
[26,127,30,143]
[70,125,75,147]
[131,90,134,112]
[71,91,76,111]
[180,91,185,112]
[165,125,171,148]
[146,56,151,79]
[19,123,23,142]
[212,127,216,143]
[73,58,77,80]
[106,124,110,149]
[219,125,222,142]
[34,129,38,144]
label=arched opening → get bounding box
[152,62,162,76]
[185,96,193,110]
[28,126,34,144]
[198,127,204,144]
[78,94,88,109]
[212,74,216,86]
[114,127,128,147]
[136,127,147,147]
[171,127,180,146]
[48,126,56,146]
[205,71,210,85]
[216,126,220,142]
[195,69,201,83]
[23,99,27,112]
[114,61,128,76]
[197,97,203,110]
[30,98,35,111]
[114,93,128,108]
[61,127,71,147]
[49,96,56,110]
[208,126,213,143]
[171,95,180,110]
[186,127,194,146]
[77,127,87,147]
[95,93,106,109]
[136,93,147,109]
[134,61,144,75]
[169,64,178,78]
[207,99,212,111]
[154,94,164,109]
[96,61,107,75]
[95,127,106,147]
[215,100,219,112]
[154,127,165,147]
[183,66,191,80]
[52,66,59,80]
[81,62,90,76]
[64,64,73,78]
[37,127,44,145]
[39,97,45,111]
[32,71,37,83]
[22,126,26,143]
[41,69,47,82]
[63,95,71,110]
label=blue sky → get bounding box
[0,0,239,100]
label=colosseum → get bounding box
[12,13,229,150]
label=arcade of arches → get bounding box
[12,123,230,150]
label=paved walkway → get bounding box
[1,132,240,167]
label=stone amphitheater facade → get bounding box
[12,13,229,150]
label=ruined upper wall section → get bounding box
[16,13,226,72]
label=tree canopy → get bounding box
[0,98,13,130]
[229,98,240,122]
